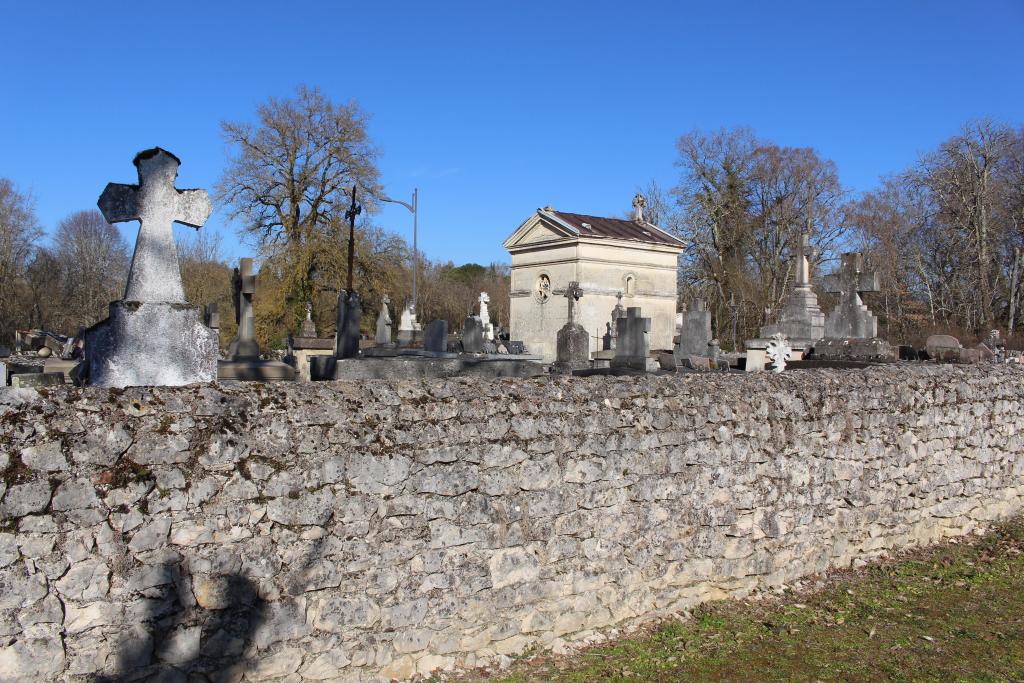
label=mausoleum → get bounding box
[503,195,684,361]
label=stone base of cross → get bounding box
[85,301,218,387]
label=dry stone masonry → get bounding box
[1,365,1022,681]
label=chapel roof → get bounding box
[544,209,685,248]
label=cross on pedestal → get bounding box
[564,281,583,325]
[824,252,881,339]
[98,148,211,303]
[229,258,260,360]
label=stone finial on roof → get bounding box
[632,193,647,223]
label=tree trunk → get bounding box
[1009,247,1022,336]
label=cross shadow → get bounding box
[93,563,265,682]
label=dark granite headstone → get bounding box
[335,290,362,359]
[462,315,484,353]
[0,346,10,358]
[204,303,220,330]
[424,320,449,353]
[898,345,920,361]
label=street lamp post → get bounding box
[377,188,419,311]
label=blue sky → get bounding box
[2,1,1022,266]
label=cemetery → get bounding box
[2,2,1024,677]
[0,139,1021,683]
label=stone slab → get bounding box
[811,338,898,363]
[43,359,80,382]
[217,360,296,382]
[291,337,334,351]
[11,372,65,388]
[311,356,544,381]
[786,359,876,370]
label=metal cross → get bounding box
[98,147,211,303]
[345,185,362,292]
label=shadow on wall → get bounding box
[92,563,265,682]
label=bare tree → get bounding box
[51,210,130,330]
[0,178,42,342]
[670,128,845,342]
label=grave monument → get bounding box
[218,257,295,381]
[674,299,713,360]
[375,296,394,346]
[553,281,590,372]
[397,304,420,346]
[85,147,218,387]
[611,306,658,371]
[479,292,494,341]
[760,234,825,347]
[814,251,896,362]
[227,258,260,361]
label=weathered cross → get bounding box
[564,281,584,325]
[824,252,879,306]
[98,148,211,303]
[824,252,881,338]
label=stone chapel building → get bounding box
[503,196,685,362]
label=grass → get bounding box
[456,519,1024,682]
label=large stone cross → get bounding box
[564,281,583,325]
[98,148,211,303]
[825,252,879,304]
[824,252,881,338]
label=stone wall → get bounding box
[1,365,1022,682]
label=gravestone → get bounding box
[462,315,484,353]
[85,147,218,387]
[611,307,655,371]
[218,257,295,381]
[424,320,449,353]
[761,234,826,345]
[610,291,627,348]
[602,322,614,351]
[824,252,881,339]
[675,299,712,358]
[375,296,393,346]
[300,302,317,338]
[554,281,589,370]
[335,289,361,359]
[397,304,419,346]
[12,372,65,388]
[228,258,260,361]
[203,303,220,330]
[925,334,962,363]
[479,292,494,341]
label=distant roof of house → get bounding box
[543,209,685,248]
